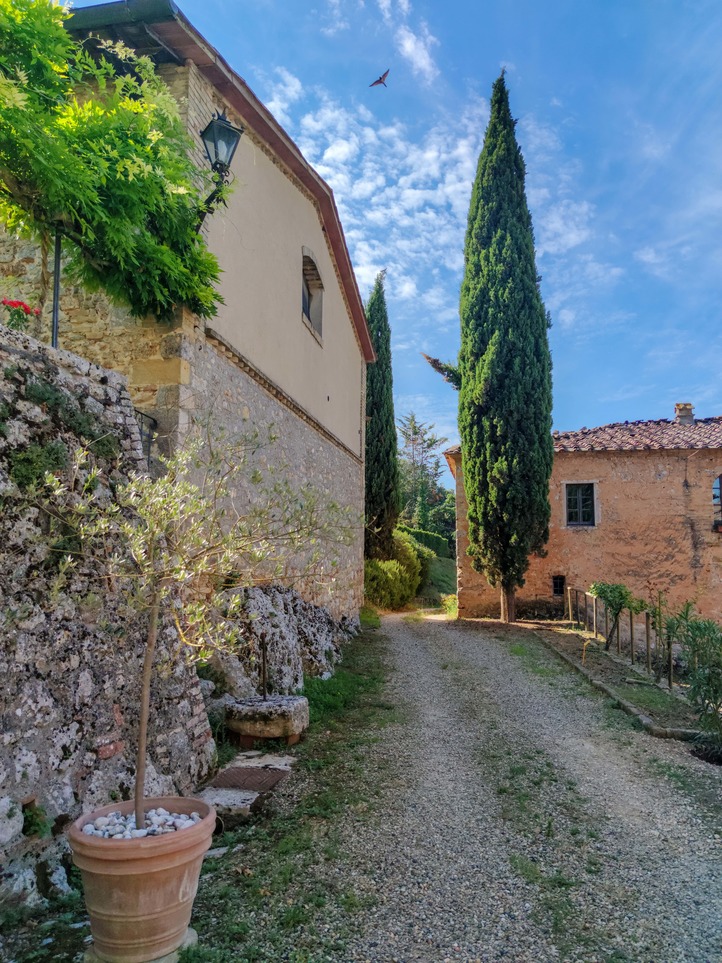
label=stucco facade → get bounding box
[0,1,372,618]
[447,408,722,622]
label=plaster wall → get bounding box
[453,449,722,621]
[166,61,366,457]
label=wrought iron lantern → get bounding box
[200,112,244,176]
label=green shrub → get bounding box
[9,441,67,489]
[678,613,722,743]
[364,558,408,609]
[364,530,435,609]
[392,529,422,593]
[589,581,646,650]
[412,539,435,587]
[441,593,458,619]
[397,524,450,558]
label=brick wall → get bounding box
[453,448,722,621]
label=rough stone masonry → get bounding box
[0,327,354,904]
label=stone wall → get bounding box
[0,327,361,902]
[0,327,215,902]
[189,329,364,619]
[452,449,722,621]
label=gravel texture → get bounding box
[290,615,722,962]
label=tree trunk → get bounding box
[500,587,516,623]
[604,613,619,651]
[134,591,161,831]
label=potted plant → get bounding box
[39,429,352,962]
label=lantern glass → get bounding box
[200,113,244,172]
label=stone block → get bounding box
[224,695,309,740]
[130,357,190,386]
[196,787,259,826]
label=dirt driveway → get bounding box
[331,614,722,963]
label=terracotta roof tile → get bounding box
[553,417,722,452]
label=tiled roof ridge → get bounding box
[553,415,722,452]
[553,415,722,437]
[444,416,722,460]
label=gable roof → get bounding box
[67,0,375,364]
[552,417,722,452]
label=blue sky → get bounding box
[77,1,722,484]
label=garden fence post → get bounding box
[645,612,651,674]
[593,596,598,638]
[629,609,634,664]
[575,590,580,625]
[566,586,572,622]
[669,637,674,690]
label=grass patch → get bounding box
[508,638,563,678]
[178,627,393,962]
[647,755,722,821]
[359,605,380,629]
[302,659,383,730]
[419,555,457,600]
[614,683,697,726]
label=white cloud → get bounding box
[293,89,486,343]
[265,68,303,127]
[376,0,393,22]
[321,0,350,35]
[395,23,439,84]
[535,199,593,256]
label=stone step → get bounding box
[199,750,297,833]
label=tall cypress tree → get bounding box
[457,72,553,622]
[364,271,400,559]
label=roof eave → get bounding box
[66,1,375,364]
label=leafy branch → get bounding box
[0,0,228,321]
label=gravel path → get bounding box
[315,615,722,963]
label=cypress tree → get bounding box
[457,72,553,622]
[364,271,400,559]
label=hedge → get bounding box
[397,524,450,558]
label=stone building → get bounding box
[0,0,374,618]
[446,404,722,621]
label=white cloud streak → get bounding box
[264,67,303,127]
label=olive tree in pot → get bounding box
[40,430,353,963]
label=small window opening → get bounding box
[566,483,595,526]
[713,475,721,531]
[301,251,323,338]
[552,575,566,597]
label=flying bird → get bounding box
[369,69,389,88]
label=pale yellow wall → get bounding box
[206,138,364,457]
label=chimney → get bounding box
[674,402,695,425]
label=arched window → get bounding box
[301,248,323,338]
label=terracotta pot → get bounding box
[67,796,215,963]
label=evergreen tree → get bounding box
[457,72,553,622]
[397,412,448,528]
[364,271,400,558]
